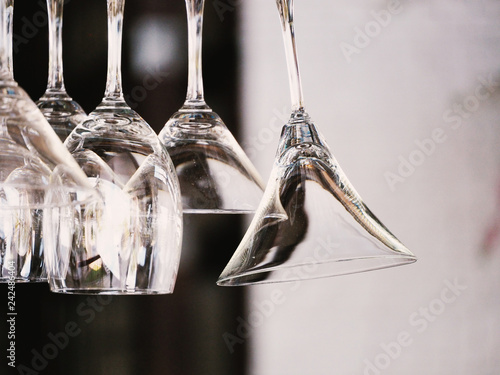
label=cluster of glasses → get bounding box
[0,0,416,295]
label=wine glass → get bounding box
[217,0,416,286]
[158,0,265,214]
[36,0,86,141]
[46,0,183,294]
[0,0,95,283]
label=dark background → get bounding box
[1,0,248,374]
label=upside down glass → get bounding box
[217,0,416,286]
[0,0,95,283]
[46,0,183,294]
[158,0,264,214]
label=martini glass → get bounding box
[46,0,183,294]
[217,0,416,286]
[0,0,94,283]
[36,0,86,141]
[158,0,265,214]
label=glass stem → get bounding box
[184,0,206,106]
[104,0,125,102]
[46,0,65,93]
[276,0,305,113]
[0,0,14,83]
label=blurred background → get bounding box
[2,0,500,374]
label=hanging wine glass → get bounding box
[217,0,416,286]
[158,0,265,214]
[36,0,86,141]
[0,0,95,283]
[46,0,183,294]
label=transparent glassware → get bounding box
[0,0,94,283]
[36,0,86,142]
[217,0,416,286]
[158,0,264,214]
[46,0,183,294]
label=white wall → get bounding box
[238,0,500,374]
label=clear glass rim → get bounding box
[48,287,174,296]
[217,254,418,287]
[183,207,257,214]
